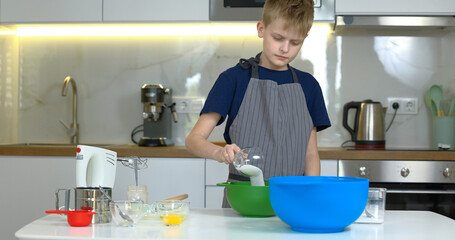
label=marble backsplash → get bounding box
[1,25,455,148]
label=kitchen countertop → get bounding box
[1,143,454,160]
[15,209,455,240]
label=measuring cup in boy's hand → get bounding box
[234,147,265,186]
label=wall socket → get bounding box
[387,97,418,114]
[174,97,206,114]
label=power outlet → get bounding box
[174,97,206,114]
[387,97,418,114]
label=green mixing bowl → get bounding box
[217,181,275,217]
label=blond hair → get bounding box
[262,0,314,37]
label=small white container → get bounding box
[355,188,386,224]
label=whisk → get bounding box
[117,156,148,170]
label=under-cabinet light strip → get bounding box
[14,24,259,37]
[0,31,16,35]
[0,24,331,37]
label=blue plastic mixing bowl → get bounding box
[269,176,369,233]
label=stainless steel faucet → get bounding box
[60,76,79,144]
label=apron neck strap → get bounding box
[239,52,299,83]
[289,66,298,83]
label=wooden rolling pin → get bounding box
[165,194,188,201]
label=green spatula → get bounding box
[449,98,455,116]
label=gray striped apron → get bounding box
[222,53,314,208]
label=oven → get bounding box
[338,160,455,219]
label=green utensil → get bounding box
[429,85,444,116]
[424,89,437,116]
[449,98,455,116]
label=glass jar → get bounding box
[355,188,386,224]
[127,185,148,204]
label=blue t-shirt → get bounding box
[201,64,331,144]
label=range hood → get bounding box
[336,16,455,29]
[335,0,455,30]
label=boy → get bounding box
[186,0,331,206]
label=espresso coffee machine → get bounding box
[139,84,178,146]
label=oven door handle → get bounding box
[387,189,455,194]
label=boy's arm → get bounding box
[185,112,240,164]
[304,127,321,176]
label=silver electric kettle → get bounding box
[342,100,386,149]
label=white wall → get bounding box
[0,35,19,143]
[2,27,455,148]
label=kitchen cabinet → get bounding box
[321,159,338,176]
[0,0,208,24]
[0,156,76,240]
[0,0,102,23]
[205,159,229,208]
[204,159,338,208]
[103,0,209,22]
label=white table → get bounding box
[15,209,455,240]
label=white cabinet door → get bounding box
[321,159,338,176]
[0,156,76,240]
[205,159,229,185]
[114,158,205,208]
[103,0,209,22]
[0,0,102,23]
[205,187,225,209]
[205,159,228,208]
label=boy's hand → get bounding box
[215,144,241,164]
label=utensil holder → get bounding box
[432,116,455,150]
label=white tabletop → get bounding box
[15,209,455,240]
